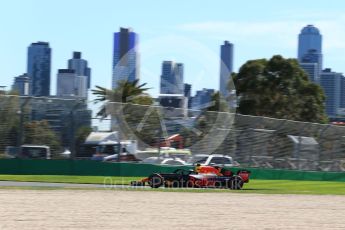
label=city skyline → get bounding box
[1,1,345,98]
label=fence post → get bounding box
[296,123,308,170]
[70,99,85,160]
[249,116,264,156]
[317,125,330,171]
[70,109,76,159]
[17,97,31,147]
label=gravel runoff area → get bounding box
[0,189,345,230]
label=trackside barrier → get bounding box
[0,159,191,176]
[0,159,345,182]
[242,167,345,182]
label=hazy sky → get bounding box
[1,0,345,98]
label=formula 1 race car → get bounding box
[131,167,250,190]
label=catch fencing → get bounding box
[1,94,345,172]
[106,102,345,172]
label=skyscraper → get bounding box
[56,69,87,98]
[320,68,344,117]
[220,41,233,98]
[12,74,29,96]
[191,88,215,110]
[160,61,184,94]
[299,63,319,82]
[184,83,192,108]
[298,25,323,82]
[112,27,139,89]
[183,83,191,98]
[68,52,91,89]
[56,69,77,97]
[298,25,322,61]
[27,42,51,96]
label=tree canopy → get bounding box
[92,80,159,144]
[92,79,151,117]
[232,55,327,123]
[207,91,230,112]
[0,94,20,151]
[24,120,61,154]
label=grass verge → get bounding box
[0,175,345,195]
[0,174,140,185]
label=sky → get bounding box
[1,0,345,99]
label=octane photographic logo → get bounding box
[108,35,236,153]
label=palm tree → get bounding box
[92,79,150,117]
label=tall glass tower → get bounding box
[160,61,184,94]
[220,41,233,98]
[298,25,322,61]
[112,27,139,89]
[68,52,91,89]
[27,42,51,96]
[12,74,30,96]
[320,68,343,116]
[298,25,322,81]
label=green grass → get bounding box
[0,175,345,195]
[0,174,140,185]
[242,179,345,195]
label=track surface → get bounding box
[0,189,345,230]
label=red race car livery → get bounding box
[131,167,250,190]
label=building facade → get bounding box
[28,97,91,149]
[299,49,322,83]
[300,62,319,82]
[160,61,184,94]
[112,27,139,89]
[320,68,344,117]
[27,42,51,96]
[12,74,30,96]
[220,41,233,98]
[56,69,87,98]
[191,88,215,110]
[184,83,192,108]
[158,94,188,118]
[68,52,91,89]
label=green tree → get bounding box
[0,93,20,151]
[92,79,151,117]
[208,91,229,112]
[92,80,160,145]
[122,104,162,144]
[232,55,327,123]
[75,126,93,156]
[23,120,61,155]
[129,94,154,105]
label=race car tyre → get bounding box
[186,180,197,188]
[214,181,223,189]
[228,176,244,190]
[172,180,181,188]
[148,173,164,188]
